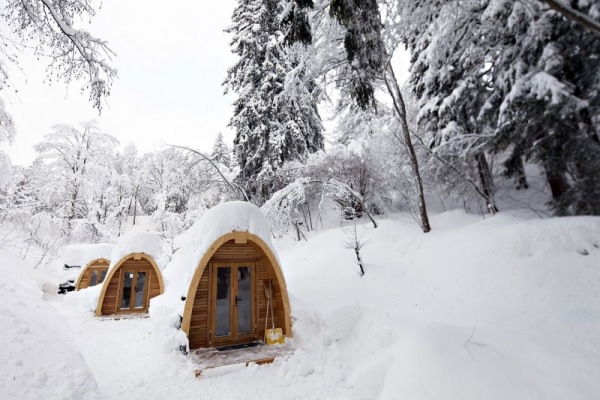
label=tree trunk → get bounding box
[385,63,431,232]
[514,156,529,190]
[547,173,569,199]
[132,186,139,226]
[475,153,498,213]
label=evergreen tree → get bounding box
[398,0,600,215]
[224,0,324,204]
[329,0,386,109]
[210,132,232,168]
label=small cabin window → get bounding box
[90,270,99,286]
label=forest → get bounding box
[1,1,597,266]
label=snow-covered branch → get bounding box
[539,0,600,33]
[1,0,116,112]
[169,144,249,202]
[262,176,377,236]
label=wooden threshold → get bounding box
[191,343,293,377]
[195,357,275,377]
[98,313,149,321]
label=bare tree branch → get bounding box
[168,144,250,202]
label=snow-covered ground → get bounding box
[1,209,600,399]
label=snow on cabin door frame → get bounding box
[209,261,257,346]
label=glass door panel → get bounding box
[134,271,147,309]
[211,262,255,345]
[215,266,232,337]
[120,271,134,310]
[236,266,252,335]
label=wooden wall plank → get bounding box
[101,275,120,315]
[189,267,210,349]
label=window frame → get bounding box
[117,268,151,313]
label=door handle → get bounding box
[235,296,242,307]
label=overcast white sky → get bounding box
[0,0,237,166]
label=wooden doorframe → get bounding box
[208,261,257,346]
[116,268,151,313]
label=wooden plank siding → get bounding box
[189,269,210,349]
[79,270,91,289]
[188,240,286,350]
[101,273,120,315]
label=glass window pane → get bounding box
[134,272,147,309]
[215,267,231,337]
[237,266,252,335]
[99,269,107,283]
[120,271,133,310]
[90,270,98,286]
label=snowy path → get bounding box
[50,306,191,399]
[51,299,362,400]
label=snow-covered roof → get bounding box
[150,201,276,347]
[62,243,114,267]
[107,231,163,273]
[165,201,273,300]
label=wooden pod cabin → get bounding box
[75,258,110,290]
[181,231,291,349]
[95,253,164,316]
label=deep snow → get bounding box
[1,209,600,399]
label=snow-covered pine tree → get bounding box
[398,0,600,215]
[490,2,600,215]
[224,0,323,204]
[210,132,232,168]
[281,0,314,45]
[395,0,500,213]
[329,0,386,110]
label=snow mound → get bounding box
[62,243,114,267]
[151,201,275,350]
[0,249,103,399]
[281,211,600,399]
[108,231,163,271]
[58,243,115,288]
